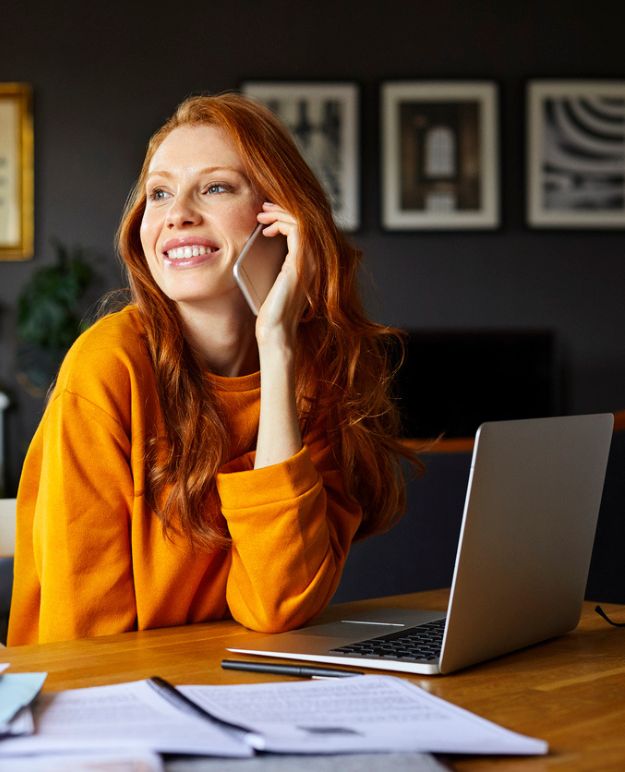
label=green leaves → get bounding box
[16,240,96,396]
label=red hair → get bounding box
[117,92,420,549]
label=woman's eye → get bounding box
[206,183,229,194]
[148,188,170,201]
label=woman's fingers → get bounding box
[257,208,297,239]
[254,204,307,345]
[256,204,301,272]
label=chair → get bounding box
[334,450,471,602]
[0,498,16,557]
[0,498,16,645]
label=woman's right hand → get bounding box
[254,202,310,353]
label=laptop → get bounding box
[229,414,614,675]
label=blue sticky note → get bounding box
[0,673,47,723]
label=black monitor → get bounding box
[392,329,561,438]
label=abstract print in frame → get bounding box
[242,82,359,232]
[527,81,625,228]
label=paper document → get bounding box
[0,750,164,771]
[0,674,546,758]
[0,708,34,739]
[182,675,547,755]
[0,680,251,759]
[0,673,46,724]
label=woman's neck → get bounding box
[176,298,259,377]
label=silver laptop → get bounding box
[229,414,613,675]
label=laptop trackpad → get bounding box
[339,607,444,626]
[291,608,445,637]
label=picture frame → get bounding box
[0,83,33,260]
[381,81,499,230]
[527,80,625,228]
[241,81,360,231]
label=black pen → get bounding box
[147,675,264,748]
[221,659,365,679]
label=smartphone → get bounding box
[233,223,288,315]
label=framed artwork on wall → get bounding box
[0,83,33,260]
[381,81,499,230]
[527,80,625,228]
[241,81,360,231]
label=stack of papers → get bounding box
[0,671,548,761]
[0,665,46,739]
[0,750,164,771]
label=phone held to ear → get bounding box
[233,224,288,315]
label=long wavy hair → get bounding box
[117,92,421,550]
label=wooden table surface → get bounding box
[3,589,625,771]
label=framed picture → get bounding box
[0,83,33,260]
[381,82,499,230]
[527,81,625,228]
[242,82,359,231]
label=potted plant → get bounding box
[16,240,96,397]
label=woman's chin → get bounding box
[165,283,246,311]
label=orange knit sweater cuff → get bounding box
[216,445,318,509]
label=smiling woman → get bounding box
[8,93,420,646]
[139,127,262,311]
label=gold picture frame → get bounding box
[0,83,34,260]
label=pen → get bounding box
[147,675,261,742]
[221,659,365,679]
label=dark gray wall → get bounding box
[1,0,624,492]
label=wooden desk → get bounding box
[3,590,625,770]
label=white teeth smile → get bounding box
[165,245,216,259]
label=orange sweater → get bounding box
[8,306,362,645]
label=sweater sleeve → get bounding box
[11,389,137,643]
[216,424,362,633]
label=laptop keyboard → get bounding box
[330,618,445,662]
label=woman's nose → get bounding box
[165,194,202,228]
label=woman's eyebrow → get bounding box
[146,165,244,181]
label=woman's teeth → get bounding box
[166,245,215,259]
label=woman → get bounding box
[8,93,417,645]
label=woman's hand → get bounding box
[254,202,308,352]
[253,202,310,469]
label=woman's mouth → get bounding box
[166,244,217,259]
[162,241,221,268]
